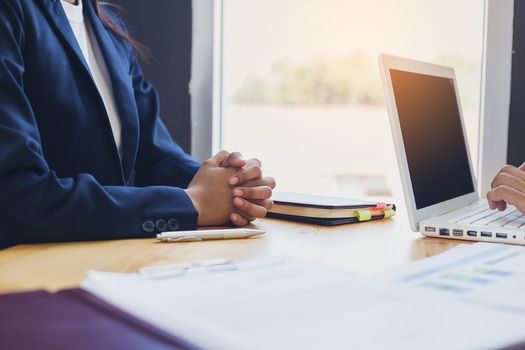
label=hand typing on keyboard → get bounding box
[488,163,525,213]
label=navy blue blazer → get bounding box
[0,0,201,248]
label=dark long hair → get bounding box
[93,0,150,61]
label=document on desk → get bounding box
[82,245,525,350]
[82,259,376,350]
[379,242,525,313]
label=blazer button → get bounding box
[142,220,155,233]
[155,219,168,231]
[167,218,179,231]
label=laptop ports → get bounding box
[439,228,450,236]
[496,233,508,239]
[425,227,436,233]
[480,232,493,238]
[452,229,464,237]
[467,231,477,237]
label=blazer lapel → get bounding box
[36,0,92,76]
[84,0,140,184]
[37,0,126,183]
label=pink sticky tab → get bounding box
[375,202,387,210]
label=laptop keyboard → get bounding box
[451,204,525,229]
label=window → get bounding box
[219,0,484,199]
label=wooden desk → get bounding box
[0,210,464,295]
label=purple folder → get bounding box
[0,289,200,350]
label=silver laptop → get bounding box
[379,54,525,245]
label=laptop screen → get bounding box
[389,69,475,209]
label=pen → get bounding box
[156,229,266,242]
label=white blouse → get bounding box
[61,0,123,159]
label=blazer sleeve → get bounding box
[0,2,198,246]
[127,34,201,188]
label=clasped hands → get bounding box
[185,150,276,227]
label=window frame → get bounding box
[478,0,514,196]
[192,0,512,197]
[190,0,223,161]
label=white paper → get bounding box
[82,246,525,350]
[379,242,525,312]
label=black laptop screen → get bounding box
[389,69,475,209]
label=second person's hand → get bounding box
[487,163,525,213]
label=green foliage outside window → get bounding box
[233,51,479,108]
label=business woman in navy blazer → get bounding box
[0,0,274,248]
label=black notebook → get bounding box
[268,192,396,225]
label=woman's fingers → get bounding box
[221,154,273,225]
[233,198,274,221]
[233,186,272,200]
[229,164,263,185]
[205,150,230,167]
[220,151,246,168]
[238,177,277,189]
[230,212,250,227]
[227,158,263,185]
[230,195,274,227]
[245,158,261,167]
[232,197,269,218]
[251,199,274,210]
